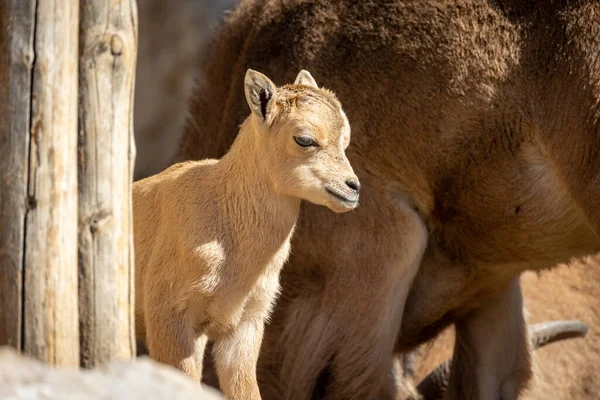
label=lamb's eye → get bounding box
[294,135,318,147]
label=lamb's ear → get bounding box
[244,69,277,120]
[294,69,318,88]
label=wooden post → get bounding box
[0,0,80,366]
[77,0,138,367]
[0,0,22,351]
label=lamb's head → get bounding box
[244,68,359,213]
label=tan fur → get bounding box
[134,69,359,400]
[177,1,600,399]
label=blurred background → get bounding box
[134,0,237,180]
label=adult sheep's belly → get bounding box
[398,139,600,349]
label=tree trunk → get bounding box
[0,0,80,366]
[77,0,138,368]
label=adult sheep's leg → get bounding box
[378,355,421,400]
[447,278,531,400]
[260,184,428,400]
[194,334,209,382]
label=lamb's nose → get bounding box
[345,179,360,194]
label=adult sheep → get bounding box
[178,0,600,398]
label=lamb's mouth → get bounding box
[325,186,358,205]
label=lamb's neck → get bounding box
[218,120,300,244]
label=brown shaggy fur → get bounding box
[134,69,359,400]
[178,1,600,399]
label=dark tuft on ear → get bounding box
[244,69,277,121]
[259,89,271,119]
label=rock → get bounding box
[0,347,224,400]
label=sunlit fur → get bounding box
[133,69,358,400]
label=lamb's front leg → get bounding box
[212,316,265,400]
[144,303,200,383]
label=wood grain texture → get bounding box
[22,0,80,366]
[77,0,138,368]
[0,0,32,351]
